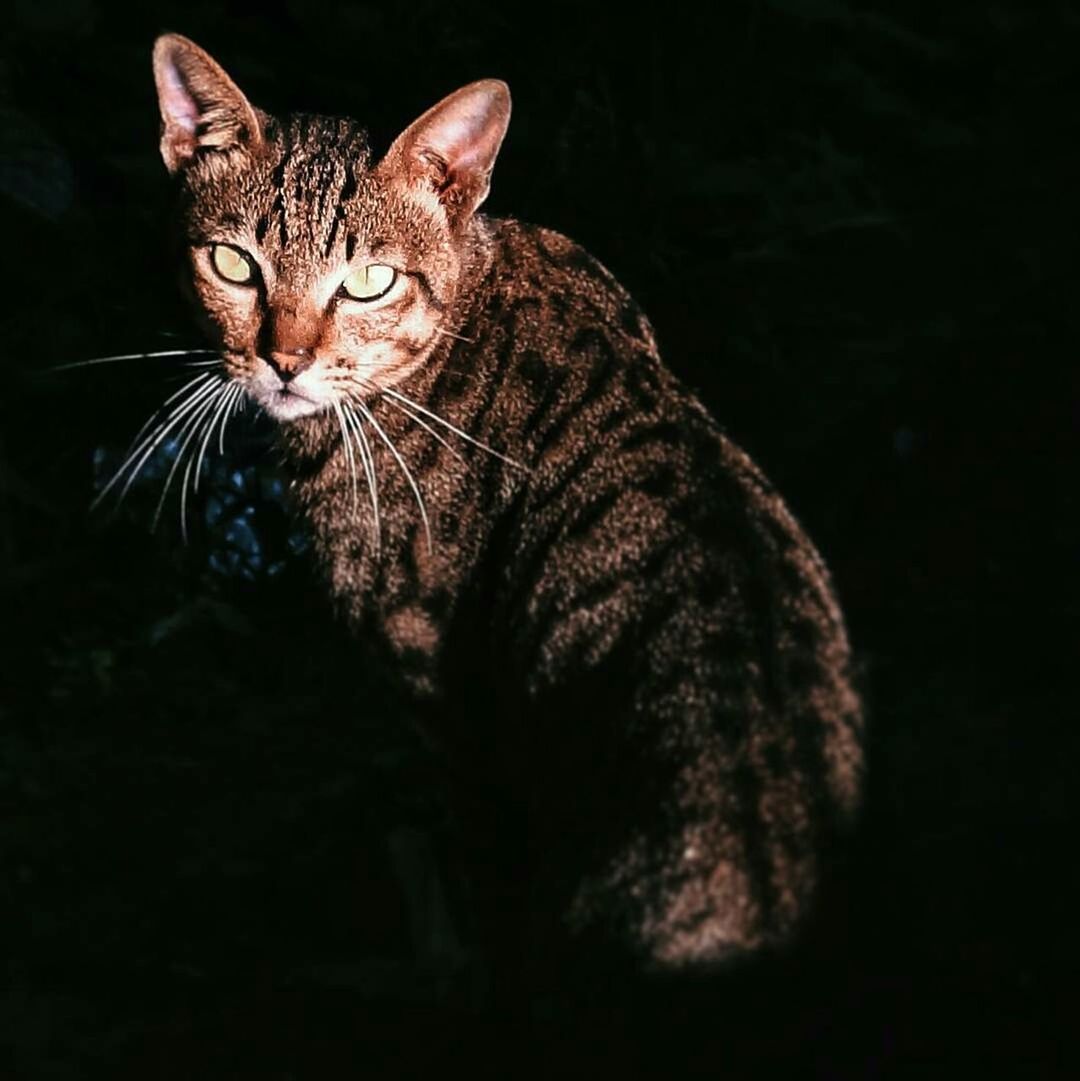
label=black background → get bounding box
[2,1,1077,1076]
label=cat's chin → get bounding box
[253,387,326,423]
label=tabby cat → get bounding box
[146,33,862,1000]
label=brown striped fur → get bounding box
[152,34,863,986]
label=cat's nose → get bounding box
[266,347,315,383]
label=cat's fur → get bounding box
[150,34,863,993]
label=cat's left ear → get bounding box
[152,34,262,174]
[379,80,511,226]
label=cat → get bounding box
[146,32,863,1005]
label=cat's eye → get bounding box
[211,244,255,285]
[341,264,397,301]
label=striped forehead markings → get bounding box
[324,159,358,258]
[261,114,371,256]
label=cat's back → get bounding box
[480,217,857,696]
[447,218,863,968]
[477,217,860,759]
[468,218,691,495]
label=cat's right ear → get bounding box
[152,34,262,174]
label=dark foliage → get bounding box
[1,1,1076,1075]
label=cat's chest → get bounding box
[308,439,510,698]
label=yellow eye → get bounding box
[211,244,254,284]
[341,263,397,301]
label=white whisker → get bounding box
[190,384,242,538]
[434,326,475,344]
[180,452,198,544]
[159,371,219,411]
[218,384,244,455]
[383,396,468,469]
[381,387,527,471]
[49,349,220,372]
[95,375,224,509]
[182,384,241,539]
[154,384,229,531]
[331,398,360,515]
[349,394,432,554]
[118,371,219,460]
[342,400,381,554]
[194,382,241,494]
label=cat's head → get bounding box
[152,34,509,423]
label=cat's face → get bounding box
[174,119,453,424]
[153,35,509,423]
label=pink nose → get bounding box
[266,347,314,382]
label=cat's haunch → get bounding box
[148,32,863,993]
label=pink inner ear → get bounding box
[440,108,493,169]
[160,63,200,136]
[429,97,506,181]
[390,80,510,208]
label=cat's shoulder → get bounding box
[481,216,659,359]
[486,217,624,291]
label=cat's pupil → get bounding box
[341,264,396,301]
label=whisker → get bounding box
[348,393,432,554]
[383,396,468,469]
[158,371,220,411]
[434,326,475,344]
[331,398,360,515]
[153,384,228,532]
[342,400,381,554]
[193,382,241,494]
[181,384,240,541]
[118,371,220,460]
[153,384,229,531]
[180,452,198,544]
[49,349,220,372]
[94,375,224,509]
[218,384,244,455]
[182,385,243,543]
[380,387,527,471]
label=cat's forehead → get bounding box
[182,111,440,269]
[261,112,373,195]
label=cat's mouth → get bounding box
[248,379,327,422]
[275,385,315,404]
